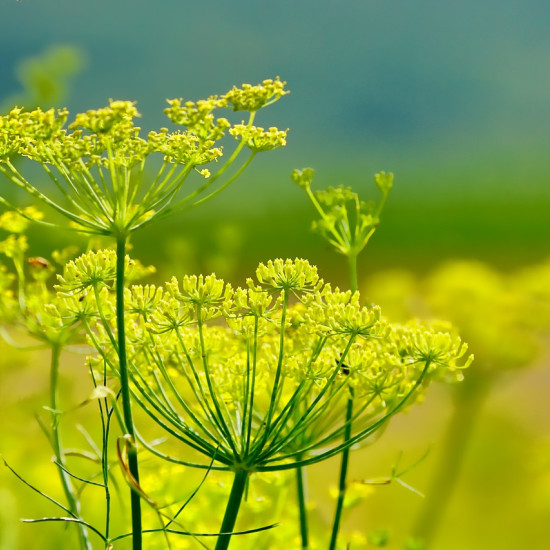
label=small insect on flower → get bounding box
[337,354,351,375]
[340,363,351,376]
[27,256,51,269]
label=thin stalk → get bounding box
[93,359,114,543]
[93,284,118,351]
[102,411,113,544]
[50,158,110,220]
[187,152,256,210]
[328,253,358,550]
[259,337,355,462]
[265,290,289,426]
[0,162,102,231]
[296,462,309,549]
[248,290,289,459]
[79,158,116,210]
[348,253,358,296]
[304,185,347,251]
[116,235,142,550]
[97,164,116,205]
[260,359,433,471]
[196,312,239,454]
[39,161,96,219]
[12,253,26,310]
[180,111,257,205]
[289,337,353,548]
[49,344,93,550]
[145,162,179,204]
[244,317,259,454]
[328,395,354,550]
[146,348,221,446]
[374,190,389,219]
[151,112,258,225]
[215,469,249,550]
[0,195,58,230]
[256,360,432,471]
[413,370,490,548]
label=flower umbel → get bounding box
[292,167,393,258]
[0,79,289,238]
[73,258,471,472]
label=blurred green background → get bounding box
[2,0,550,276]
[1,1,549,549]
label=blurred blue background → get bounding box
[2,0,549,277]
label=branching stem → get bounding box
[116,235,142,550]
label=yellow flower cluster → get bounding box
[56,249,155,294]
[229,124,288,152]
[0,206,43,233]
[0,78,289,237]
[49,255,471,471]
[224,77,288,112]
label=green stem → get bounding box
[187,152,257,210]
[328,396,354,550]
[49,345,93,550]
[116,235,142,550]
[296,463,309,549]
[96,362,113,543]
[215,469,249,550]
[101,414,112,545]
[328,253,358,550]
[13,253,26,311]
[413,370,490,548]
[304,185,347,251]
[348,253,358,295]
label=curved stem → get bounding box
[116,235,142,550]
[187,152,257,210]
[49,345,93,550]
[215,469,249,550]
[93,359,114,543]
[304,185,347,251]
[258,359,432,471]
[182,111,256,203]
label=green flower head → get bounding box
[224,77,288,112]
